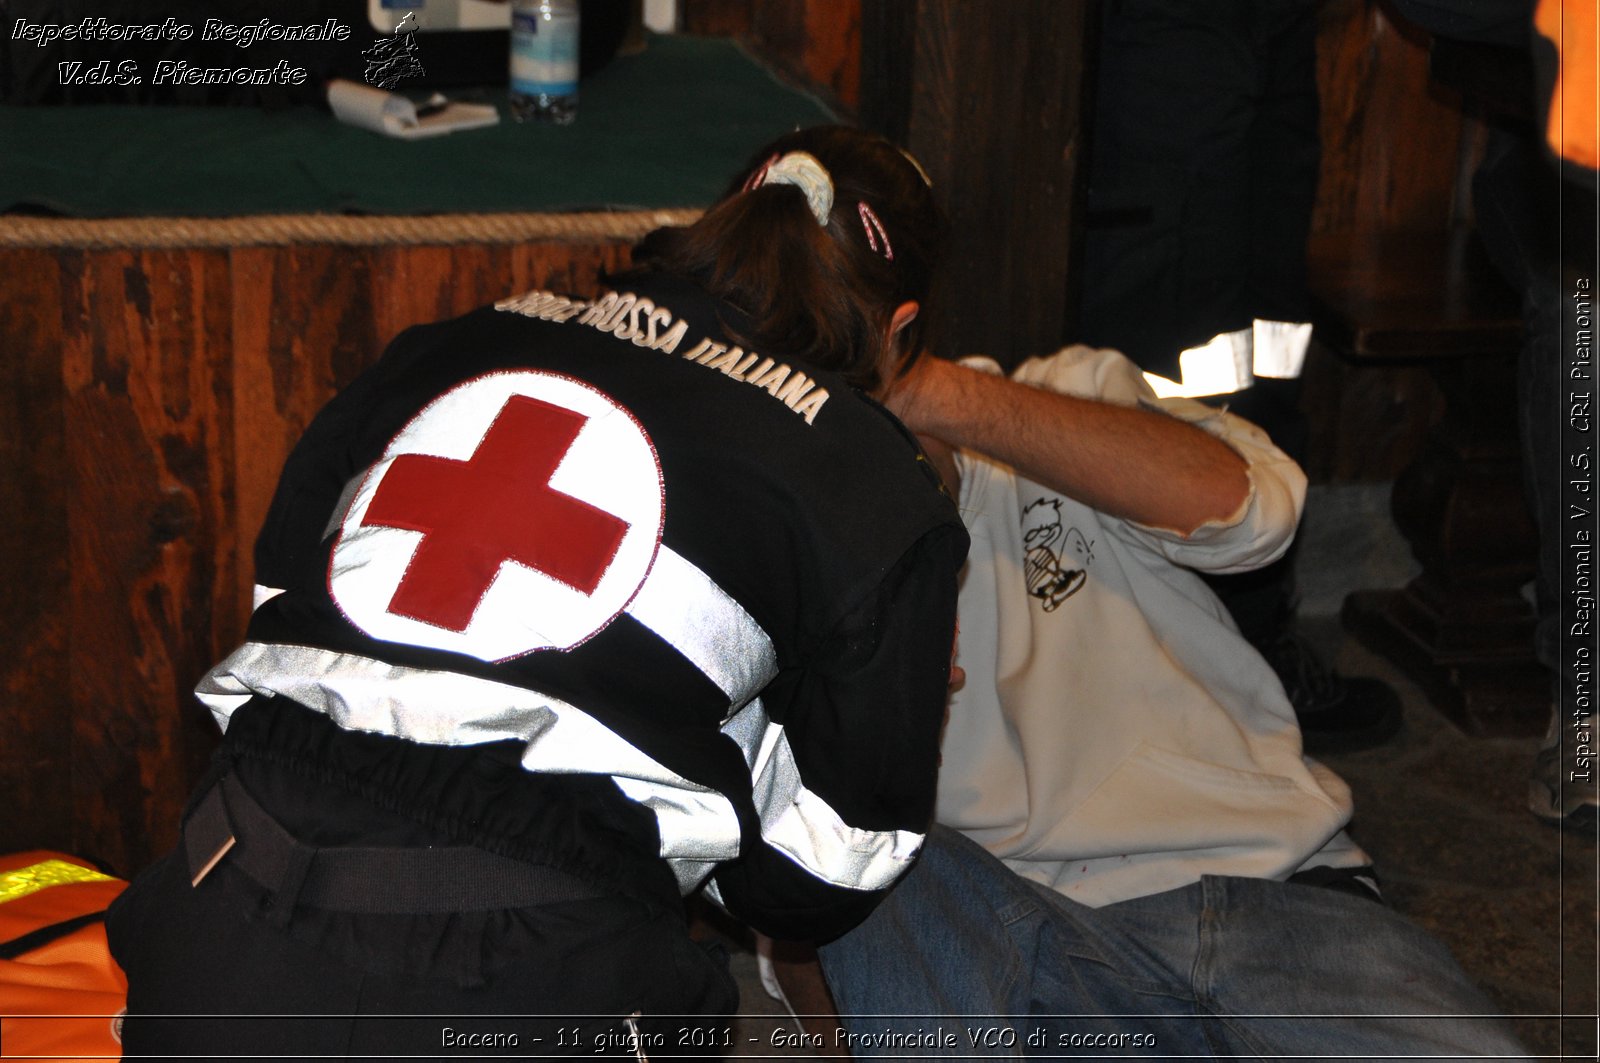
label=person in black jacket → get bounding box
[106,125,968,1059]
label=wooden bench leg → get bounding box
[1342,348,1548,736]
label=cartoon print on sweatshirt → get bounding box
[1021,498,1092,611]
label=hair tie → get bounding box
[751,151,835,226]
[858,202,894,261]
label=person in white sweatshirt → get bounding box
[813,347,1527,1059]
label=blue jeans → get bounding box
[819,827,1528,1060]
[1473,127,1587,706]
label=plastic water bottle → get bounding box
[509,0,580,124]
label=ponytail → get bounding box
[630,126,945,393]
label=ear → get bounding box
[888,300,920,340]
[875,300,923,396]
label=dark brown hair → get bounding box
[630,125,945,393]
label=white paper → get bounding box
[326,79,500,140]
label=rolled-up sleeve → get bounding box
[1003,347,1307,576]
[1121,394,1307,574]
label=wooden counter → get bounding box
[0,211,695,874]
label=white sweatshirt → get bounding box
[937,347,1368,908]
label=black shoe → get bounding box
[1258,630,1403,755]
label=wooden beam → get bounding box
[860,0,1095,366]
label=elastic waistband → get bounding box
[183,774,606,921]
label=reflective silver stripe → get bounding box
[1144,329,1252,398]
[263,552,771,712]
[700,876,728,909]
[252,584,285,611]
[725,702,923,892]
[202,642,576,749]
[665,858,721,895]
[196,642,745,895]
[1249,319,1312,379]
[1143,319,1312,399]
[195,639,907,897]
[320,472,367,543]
[767,787,923,891]
[625,547,777,711]
[611,776,740,893]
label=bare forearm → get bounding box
[891,357,1252,534]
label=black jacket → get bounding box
[198,271,967,942]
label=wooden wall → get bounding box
[1301,0,1483,483]
[681,0,863,115]
[691,0,1480,391]
[0,238,634,877]
[0,0,1488,876]
[687,0,1094,367]
[1313,0,1482,236]
[858,0,1096,365]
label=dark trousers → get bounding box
[1474,125,1597,704]
[1078,0,1322,636]
[107,802,738,1060]
[1077,0,1321,380]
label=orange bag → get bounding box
[0,851,128,1062]
[1536,0,1598,173]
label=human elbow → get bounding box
[1249,458,1308,560]
[1209,458,1307,571]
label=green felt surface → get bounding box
[0,35,836,218]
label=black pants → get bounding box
[107,802,738,1060]
[1474,126,1596,705]
[1077,0,1321,381]
[1078,0,1322,639]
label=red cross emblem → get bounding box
[360,394,631,632]
[330,372,664,660]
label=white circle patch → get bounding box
[329,370,664,661]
